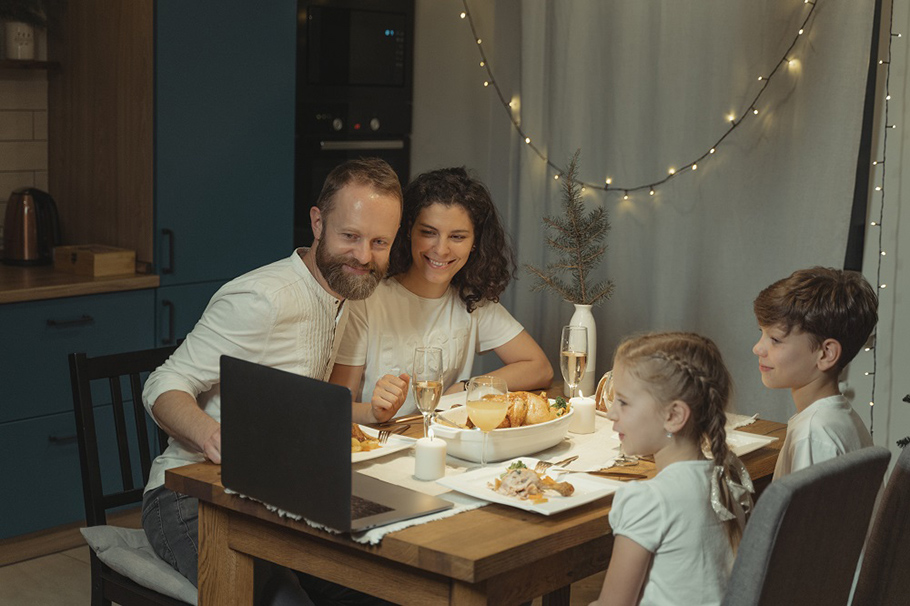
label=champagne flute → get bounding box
[560,325,588,398]
[465,376,509,468]
[412,347,443,438]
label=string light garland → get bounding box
[872,0,902,442]
[459,0,820,195]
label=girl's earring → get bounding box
[666,431,673,439]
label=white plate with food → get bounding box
[437,457,622,515]
[431,391,574,463]
[726,430,778,457]
[351,424,415,463]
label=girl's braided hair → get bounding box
[614,331,746,551]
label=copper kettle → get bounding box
[2,188,62,266]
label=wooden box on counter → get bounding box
[54,245,136,277]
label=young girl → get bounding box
[331,167,553,423]
[593,332,753,606]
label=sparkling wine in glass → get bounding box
[560,326,588,398]
[412,347,443,438]
[466,376,508,468]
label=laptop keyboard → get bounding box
[351,494,393,520]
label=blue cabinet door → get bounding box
[155,0,296,286]
[0,290,155,424]
[0,404,160,539]
[154,281,226,347]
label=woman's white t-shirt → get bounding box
[335,278,524,415]
[609,460,735,606]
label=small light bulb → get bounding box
[865,347,872,351]
[649,189,655,196]
[870,401,875,407]
[525,137,531,144]
[753,108,759,115]
[477,38,482,44]
[727,114,736,122]
[875,186,882,191]
[873,161,879,165]
[881,251,886,256]
[554,174,560,180]
[605,177,612,185]
[871,221,878,226]
[881,283,887,288]
[710,148,716,154]
[581,186,586,192]
[460,12,466,19]
[886,95,891,100]
[890,124,897,129]
[788,59,795,66]
[692,164,698,171]
[623,193,629,200]
[758,76,764,81]
[668,168,676,175]
[798,28,804,35]
[483,81,489,87]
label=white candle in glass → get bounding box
[414,435,446,481]
[568,394,596,434]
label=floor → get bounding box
[0,544,605,605]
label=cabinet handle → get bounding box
[161,300,176,344]
[46,315,94,328]
[48,434,77,445]
[161,228,175,274]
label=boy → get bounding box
[752,266,878,480]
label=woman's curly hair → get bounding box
[388,167,515,312]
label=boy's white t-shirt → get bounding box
[773,394,873,480]
[609,460,735,606]
[335,278,524,415]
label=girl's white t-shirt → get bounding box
[609,460,735,606]
[335,278,524,415]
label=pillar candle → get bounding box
[568,396,596,434]
[414,437,447,481]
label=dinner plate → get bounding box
[437,457,622,515]
[726,430,778,457]
[352,425,415,463]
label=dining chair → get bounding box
[851,443,910,606]
[69,345,196,606]
[721,446,891,606]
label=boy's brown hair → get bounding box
[753,267,878,371]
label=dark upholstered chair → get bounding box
[852,444,910,606]
[70,345,195,606]
[722,446,890,606]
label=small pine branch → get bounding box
[525,150,614,306]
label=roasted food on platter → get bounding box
[489,461,574,504]
[351,424,381,453]
[464,391,570,430]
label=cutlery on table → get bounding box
[534,455,580,474]
[377,424,409,444]
[552,467,648,480]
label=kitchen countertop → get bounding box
[0,263,159,304]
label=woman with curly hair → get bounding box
[331,167,553,421]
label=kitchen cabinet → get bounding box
[0,290,155,539]
[0,403,158,540]
[154,282,225,347]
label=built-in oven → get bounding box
[294,0,415,248]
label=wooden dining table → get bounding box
[165,418,786,606]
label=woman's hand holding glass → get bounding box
[412,347,444,437]
[369,371,411,423]
[466,375,509,467]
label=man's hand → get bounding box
[200,425,222,464]
[370,372,410,423]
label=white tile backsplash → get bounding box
[0,70,48,232]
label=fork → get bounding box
[377,424,409,444]
[534,455,579,473]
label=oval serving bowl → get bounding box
[430,406,574,463]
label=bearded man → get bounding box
[139,158,403,597]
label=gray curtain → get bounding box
[493,0,874,422]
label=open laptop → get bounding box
[220,355,453,533]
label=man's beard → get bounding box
[315,242,386,300]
